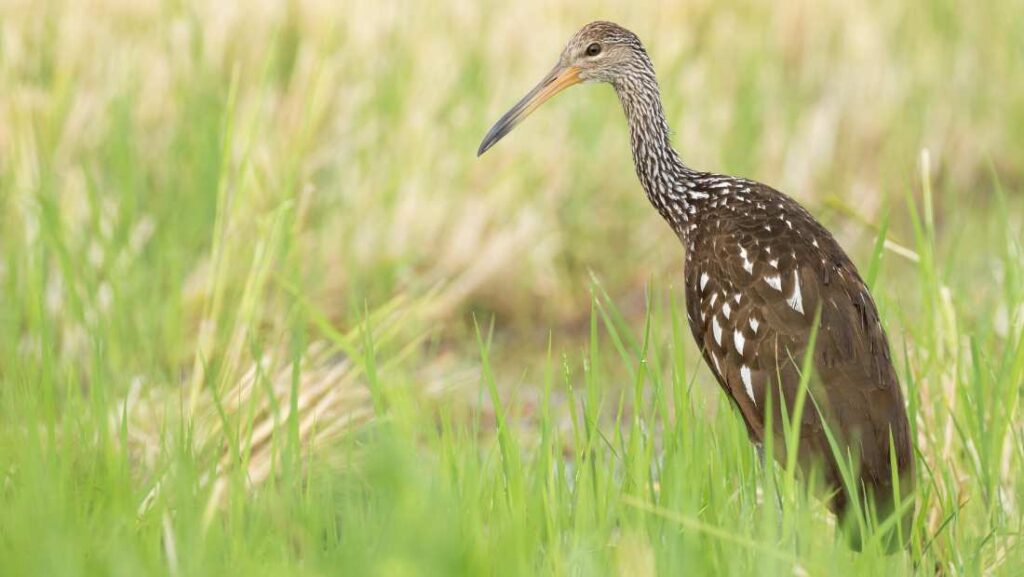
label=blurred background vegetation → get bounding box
[1,0,1023,574]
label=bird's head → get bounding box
[477,21,648,156]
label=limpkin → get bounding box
[478,21,914,550]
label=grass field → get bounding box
[2,0,1024,574]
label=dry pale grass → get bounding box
[123,291,477,521]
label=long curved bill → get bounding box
[477,65,581,156]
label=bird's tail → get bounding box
[838,488,915,554]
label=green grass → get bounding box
[2,0,1024,575]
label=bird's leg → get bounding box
[755,443,784,537]
[755,443,778,504]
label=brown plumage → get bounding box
[478,21,914,551]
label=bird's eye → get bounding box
[585,43,602,57]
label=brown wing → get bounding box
[683,183,913,520]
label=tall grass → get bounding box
[1,0,1023,574]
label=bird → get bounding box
[477,21,914,551]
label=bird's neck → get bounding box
[613,64,701,229]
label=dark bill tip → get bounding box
[477,109,519,157]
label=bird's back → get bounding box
[679,174,914,549]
